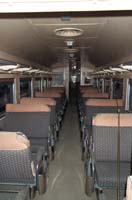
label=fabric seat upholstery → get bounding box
[92,113,132,189]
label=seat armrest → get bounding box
[35,147,48,175]
[0,116,5,130]
[36,147,45,163]
[85,159,94,177]
[85,159,94,196]
[35,148,48,195]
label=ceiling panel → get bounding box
[90,16,132,66]
[30,17,105,25]
[0,16,131,68]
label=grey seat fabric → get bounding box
[0,192,19,200]
[84,99,124,127]
[96,162,130,188]
[0,132,35,186]
[93,126,132,162]
[50,106,56,126]
[0,131,36,200]
[79,95,109,112]
[0,148,35,184]
[20,97,56,129]
[34,94,66,138]
[85,106,124,128]
[34,94,62,116]
[20,97,57,150]
[4,112,50,148]
[0,131,47,199]
[0,192,27,200]
[92,114,132,189]
[81,99,124,162]
[78,95,109,129]
[30,138,48,147]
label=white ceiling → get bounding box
[0,15,132,68]
[0,0,132,12]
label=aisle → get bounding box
[35,104,121,200]
[35,104,91,200]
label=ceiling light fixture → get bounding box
[72,65,77,70]
[103,69,113,73]
[12,67,31,72]
[94,71,105,74]
[27,69,40,73]
[35,70,50,74]
[54,28,83,37]
[120,64,132,70]
[0,65,18,71]
[65,39,75,47]
[110,67,127,72]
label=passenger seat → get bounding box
[85,113,132,198]
[0,131,46,199]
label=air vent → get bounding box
[54,28,83,37]
[61,16,71,21]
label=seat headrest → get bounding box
[82,93,109,98]
[93,113,132,127]
[20,97,56,106]
[85,99,124,107]
[35,91,61,98]
[0,131,30,150]
[6,104,51,112]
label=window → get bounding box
[20,78,31,98]
[0,79,13,113]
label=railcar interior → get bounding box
[1,1,132,200]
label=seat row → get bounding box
[78,85,132,199]
[0,87,67,200]
[77,85,111,159]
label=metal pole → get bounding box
[46,78,49,88]
[64,60,69,100]
[31,76,35,98]
[102,79,105,93]
[110,78,113,99]
[124,78,130,111]
[13,74,20,104]
[40,76,44,92]
[116,99,120,200]
[96,78,99,90]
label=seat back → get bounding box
[85,99,124,127]
[35,91,61,98]
[82,92,109,99]
[46,87,65,95]
[0,131,35,185]
[20,97,56,126]
[93,113,132,162]
[80,92,109,105]
[81,89,98,94]
[35,91,62,114]
[78,93,109,119]
[5,104,51,144]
